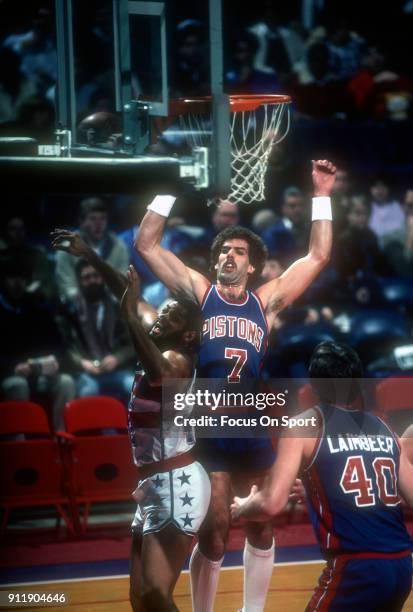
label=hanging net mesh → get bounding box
[172,95,291,204]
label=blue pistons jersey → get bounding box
[198,284,268,379]
[302,403,412,555]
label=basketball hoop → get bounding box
[168,94,291,204]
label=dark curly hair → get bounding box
[309,341,364,405]
[210,226,268,283]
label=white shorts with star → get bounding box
[132,461,211,535]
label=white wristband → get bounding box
[312,196,332,221]
[147,194,176,217]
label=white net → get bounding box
[178,98,290,204]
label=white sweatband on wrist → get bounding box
[147,194,176,217]
[312,196,332,221]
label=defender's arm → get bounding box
[256,160,336,326]
[231,409,319,521]
[52,228,156,327]
[231,435,306,521]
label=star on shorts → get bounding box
[177,471,191,486]
[180,493,194,507]
[182,513,194,527]
[152,475,164,488]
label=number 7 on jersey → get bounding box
[225,348,247,383]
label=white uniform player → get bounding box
[129,369,210,536]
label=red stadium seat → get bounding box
[62,396,138,533]
[0,401,75,537]
[375,377,413,435]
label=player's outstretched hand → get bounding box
[51,228,90,258]
[121,265,141,317]
[231,484,259,520]
[311,159,337,197]
[289,478,306,504]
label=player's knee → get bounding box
[199,519,229,560]
[245,520,274,549]
[200,538,226,561]
[140,584,170,611]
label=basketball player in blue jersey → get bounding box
[232,342,413,612]
[136,159,337,612]
[52,231,211,611]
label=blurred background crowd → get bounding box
[1,0,413,432]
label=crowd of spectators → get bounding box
[2,1,413,142]
[1,1,413,426]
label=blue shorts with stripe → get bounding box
[306,552,412,612]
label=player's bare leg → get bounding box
[233,471,275,612]
[130,532,144,611]
[130,525,192,611]
[190,471,232,612]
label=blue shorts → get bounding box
[306,552,412,612]
[194,437,275,473]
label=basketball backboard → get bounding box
[0,0,290,200]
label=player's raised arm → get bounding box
[52,228,156,328]
[256,160,336,326]
[136,195,209,304]
[51,228,127,300]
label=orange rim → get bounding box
[169,94,291,115]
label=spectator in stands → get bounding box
[261,186,309,264]
[57,260,134,399]
[171,20,209,97]
[0,257,75,430]
[251,208,278,235]
[368,176,405,244]
[326,20,364,80]
[55,197,128,302]
[291,41,354,118]
[211,199,240,232]
[247,10,306,84]
[348,46,413,120]
[383,188,413,277]
[0,216,55,301]
[330,166,353,232]
[201,199,241,247]
[0,95,55,143]
[2,7,57,103]
[335,195,391,282]
[225,30,282,94]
